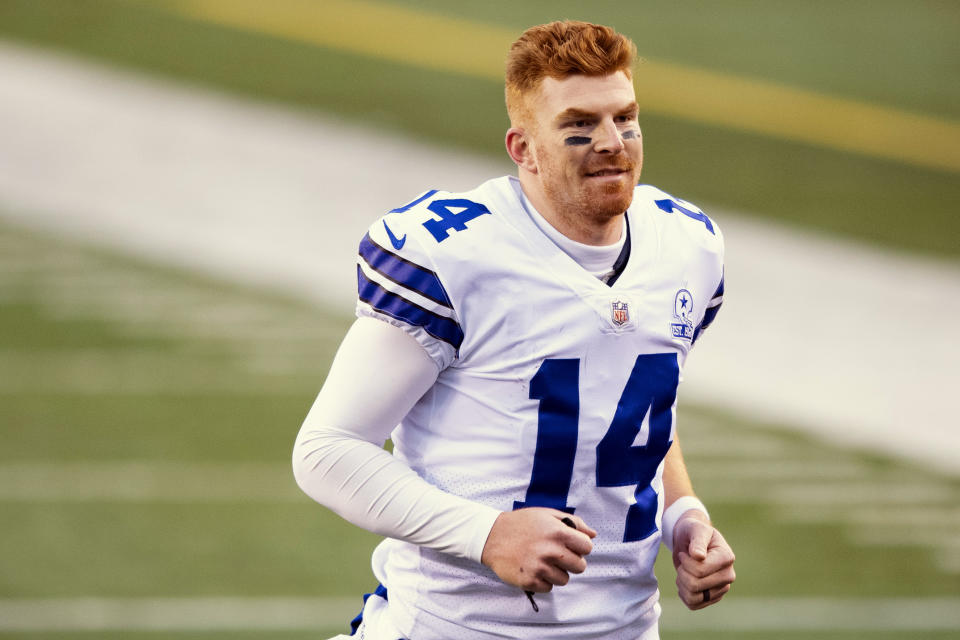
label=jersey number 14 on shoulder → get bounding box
[513,353,679,543]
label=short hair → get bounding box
[505,21,637,125]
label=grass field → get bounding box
[1,219,958,637]
[1,1,959,637]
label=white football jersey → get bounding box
[355,176,724,639]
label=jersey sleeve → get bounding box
[292,317,500,563]
[355,202,462,370]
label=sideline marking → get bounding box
[159,0,960,173]
[0,597,958,631]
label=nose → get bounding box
[594,119,624,153]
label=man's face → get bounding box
[525,72,643,226]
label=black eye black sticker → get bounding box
[565,136,592,146]
[622,130,638,140]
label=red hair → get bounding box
[505,21,637,124]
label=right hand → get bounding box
[480,508,596,592]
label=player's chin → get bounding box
[586,186,633,216]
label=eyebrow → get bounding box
[555,108,596,124]
[618,102,640,117]
[554,102,640,126]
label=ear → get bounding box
[505,127,538,174]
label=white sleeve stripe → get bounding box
[358,259,457,320]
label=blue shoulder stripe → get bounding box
[711,276,725,300]
[692,304,721,344]
[357,266,463,351]
[693,277,725,344]
[359,233,453,308]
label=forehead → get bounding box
[531,72,637,121]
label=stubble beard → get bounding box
[543,162,639,232]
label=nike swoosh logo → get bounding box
[383,220,406,250]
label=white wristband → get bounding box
[662,496,709,552]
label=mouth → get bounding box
[585,167,630,178]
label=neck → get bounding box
[519,172,622,246]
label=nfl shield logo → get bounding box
[611,300,629,326]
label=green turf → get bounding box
[0,503,380,597]
[0,0,957,259]
[2,393,321,462]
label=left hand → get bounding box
[672,513,736,610]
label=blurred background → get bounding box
[0,1,958,638]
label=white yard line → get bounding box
[0,462,300,502]
[661,597,960,632]
[0,597,358,632]
[0,596,957,632]
[1,40,958,474]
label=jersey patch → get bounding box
[611,299,630,326]
[671,288,695,341]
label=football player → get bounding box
[294,20,735,639]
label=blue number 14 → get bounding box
[513,353,679,542]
